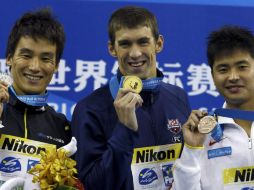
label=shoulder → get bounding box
[45,106,70,124]
[159,82,188,99]
[158,82,191,116]
[74,84,113,112]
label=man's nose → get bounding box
[228,69,240,81]
[129,45,142,58]
[29,57,40,70]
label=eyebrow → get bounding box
[215,60,249,69]
[137,37,150,42]
[235,60,249,65]
[118,39,131,45]
[19,48,54,58]
[41,52,54,58]
[19,48,33,54]
[118,37,151,44]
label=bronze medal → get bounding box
[122,76,143,94]
[198,115,217,134]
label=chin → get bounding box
[25,89,43,95]
[225,99,245,106]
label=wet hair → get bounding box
[207,25,254,69]
[6,8,65,65]
[108,6,159,45]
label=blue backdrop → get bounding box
[1,0,254,120]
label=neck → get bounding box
[226,101,254,111]
[234,119,252,137]
[225,102,253,137]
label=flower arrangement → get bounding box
[28,148,83,190]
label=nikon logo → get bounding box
[136,149,175,163]
[234,168,254,182]
[1,137,46,155]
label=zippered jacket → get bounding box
[0,92,71,148]
[71,73,191,190]
[172,115,254,190]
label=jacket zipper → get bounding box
[248,138,252,149]
[24,108,28,139]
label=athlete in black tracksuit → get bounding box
[0,91,71,148]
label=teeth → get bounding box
[26,75,41,80]
[130,61,144,67]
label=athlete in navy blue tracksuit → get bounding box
[71,6,191,190]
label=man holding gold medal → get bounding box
[0,8,72,189]
[172,26,254,190]
[72,6,191,190]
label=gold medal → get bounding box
[198,115,217,134]
[122,76,143,94]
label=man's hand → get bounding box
[0,81,10,117]
[182,110,207,147]
[114,88,143,131]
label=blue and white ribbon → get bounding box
[8,86,48,107]
[210,108,254,141]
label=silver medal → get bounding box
[0,72,13,86]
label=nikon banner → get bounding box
[223,166,254,189]
[0,134,56,187]
[131,143,182,189]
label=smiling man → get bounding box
[0,8,71,187]
[7,37,57,95]
[1,7,70,146]
[172,26,254,190]
[72,6,191,190]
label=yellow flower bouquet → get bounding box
[28,148,84,190]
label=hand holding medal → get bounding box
[114,76,143,131]
[0,72,13,87]
[0,72,12,129]
[183,110,223,147]
[182,110,208,147]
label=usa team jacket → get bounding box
[173,115,254,190]
[71,81,191,190]
[0,92,71,148]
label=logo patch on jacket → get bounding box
[138,168,158,185]
[208,147,232,159]
[167,119,181,134]
[0,157,21,173]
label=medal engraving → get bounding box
[198,115,217,134]
[122,76,143,94]
[0,72,13,86]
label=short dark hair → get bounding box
[108,6,159,45]
[207,25,254,69]
[6,8,65,64]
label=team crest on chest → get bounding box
[167,119,181,134]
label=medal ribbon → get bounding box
[8,86,48,106]
[209,108,254,141]
[214,108,254,121]
[109,75,163,99]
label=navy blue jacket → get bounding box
[71,81,191,190]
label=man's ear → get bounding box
[155,35,164,53]
[6,54,12,67]
[54,62,59,73]
[108,41,117,57]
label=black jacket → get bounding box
[0,93,71,148]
